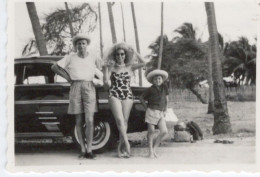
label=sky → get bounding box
[15,1,258,59]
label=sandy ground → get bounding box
[15,136,255,166]
[15,102,256,167]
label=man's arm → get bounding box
[51,64,72,83]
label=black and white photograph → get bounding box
[4,0,260,173]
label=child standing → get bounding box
[140,69,169,158]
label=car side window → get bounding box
[23,76,46,85]
[15,63,55,85]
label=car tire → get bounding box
[72,119,117,153]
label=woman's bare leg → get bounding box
[121,99,133,156]
[109,97,130,157]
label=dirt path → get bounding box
[15,137,255,166]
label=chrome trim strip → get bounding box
[35,112,53,114]
[16,100,69,104]
[98,99,108,104]
[15,83,70,87]
[38,117,57,120]
[15,99,141,104]
[15,132,63,138]
[41,122,60,125]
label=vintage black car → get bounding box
[15,56,147,152]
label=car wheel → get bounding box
[73,120,117,152]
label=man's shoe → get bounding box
[85,152,96,159]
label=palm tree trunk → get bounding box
[64,2,74,37]
[205,2,232,134]
[107,2,117,44]
[157,2,164,69]
[98,2,103,58]
[207,45,214,113]
[188,87,207,104]
[131,2,142,86]
[120,3,126,42]
[26,2,48,56]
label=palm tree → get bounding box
[173,22,197,41]
[107,2,117,44]
[120,2,126,42]
[64,2,74,37]
[157,2,164,69]
[223,37,256,85]
[205,2,232,134]
[23,3,97,56]
[26,2,48,56]
[98,2,103,58]
[207,33,225,113]
[207,44,214,113]
[147,34,208,104]
[131,2,142,86]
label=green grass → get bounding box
[169,101,256,139]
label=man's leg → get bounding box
[85,111,94,153]
[82,82,96,158]
[75,114,86,154]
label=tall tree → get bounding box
[205,2,232,134]
[207,44,214,113]
[26,2,48,56]
[98,2,103,58]
[23,3,97,56]
[64,2,74,37]
[157,2,164,69]
[223,37,256,85]
[147,34,208,104]
[120,2,126,42]
[107,2,117,44]
[207,33,224,114]
[131,2,142,86]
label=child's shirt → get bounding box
[142,83,169,111]
[57,52,101,81]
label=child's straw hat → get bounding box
[146,69,168,83]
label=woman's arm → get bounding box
[51,64,72,83]
[131,52,146,71]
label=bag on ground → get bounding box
[186,121,203,140]
[174,130,193,142]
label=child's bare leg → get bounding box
[153,118,168,157]
[147,124,155,158]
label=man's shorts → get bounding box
[68,81,96,116]
[145,108,165,125]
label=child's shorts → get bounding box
[145,108,165,125]
[68,80,96,116]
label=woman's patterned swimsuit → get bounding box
[109,72,133,100]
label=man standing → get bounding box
[51,34,100,159]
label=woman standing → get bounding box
[103,43,146,158]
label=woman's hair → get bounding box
[104,43,135,65]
